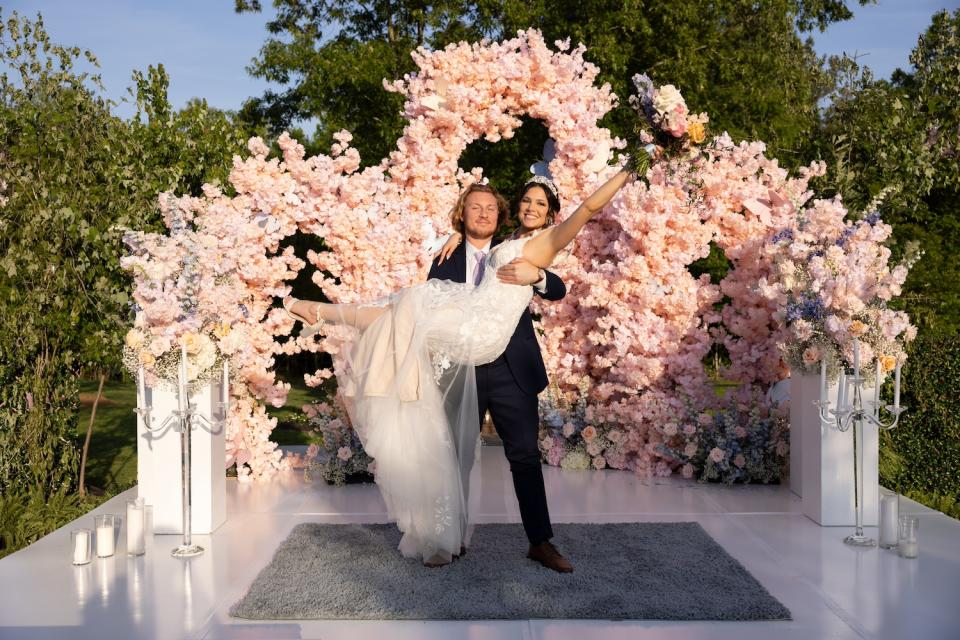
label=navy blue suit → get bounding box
[428,238,565,545]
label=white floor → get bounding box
[1,445,959,640]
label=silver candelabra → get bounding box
[814,338,906,547]
[134,343,229,558]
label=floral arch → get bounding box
[122,30,907,482]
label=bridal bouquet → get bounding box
[625,74,710,176]
[758,189,921,380]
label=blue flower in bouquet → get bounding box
[771,228,794,244]
[785,295,825,322]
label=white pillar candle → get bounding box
[72,529,91,565]
[95,516,115,557]
[221,359,229,413]
[879,494,899,548]
[136,365,146,408]
[819,358,827,405]
[893,361,901,410]
[874,359,881,418]
[838,370,847,408]
[852,338,860,378]
[178,342,188,412]
[126,500,145,556]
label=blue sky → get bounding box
[5,0,959,125]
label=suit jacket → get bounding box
[427,237,566,394]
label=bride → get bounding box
[283,168,634,565]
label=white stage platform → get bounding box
[1,445,958,640]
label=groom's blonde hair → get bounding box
[450,183,509,234]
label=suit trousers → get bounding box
[476,356,553,545]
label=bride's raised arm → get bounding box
[521,169,633,268]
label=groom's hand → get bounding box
[496,258,543,286]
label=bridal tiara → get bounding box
[525,174,559,200]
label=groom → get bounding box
[428,183,573,573]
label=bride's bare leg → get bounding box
[287,298,387,331]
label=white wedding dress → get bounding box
[337,231,540,563]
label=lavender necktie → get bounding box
[473,251,487,286]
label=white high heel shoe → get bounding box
[282,295,324,336]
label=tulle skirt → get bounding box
[338,277,522,563]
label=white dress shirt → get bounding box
[464,238,548,292]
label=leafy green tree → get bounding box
[816,9,960,333]
[237,0,871,169]
[0,11,253,497]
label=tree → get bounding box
[0,11,254,496]
[816,9,960,333]
[237,0,872,169]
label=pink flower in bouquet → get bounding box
[733,426,747,439]
[337,446,353,461]
[302,404,317,418]
[306,443,319,460]
[776,440,789,456]
[607,429,623,443]
[683,424,697,436]
[586,441,603,457]
[682,463,695,478]
[709,447,725,463]
[698,413,713,426]
[734,453,746,468]
[802,346,822,366]
[662,422,679,437]
[562,423,576,438]
[546,446,565,466]
[592,456,607,470]
[582,425,598,441]
[684,442,698,458]
[792,319,814,342]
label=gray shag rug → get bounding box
[229,522,792,621]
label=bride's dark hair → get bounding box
[515,179,561,226]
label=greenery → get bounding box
[816,9,960,333]
[879,331,960,509]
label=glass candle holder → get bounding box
[95,514,116,557]
[126,499,145,556]
[71,528,92,565]
[898,515,919,559]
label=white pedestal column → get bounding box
[136,381,226,534]
[791,372,879,526]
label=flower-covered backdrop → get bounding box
[120,30,915,483]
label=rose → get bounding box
[592,456,607,470]
[607,429,622,443]
[212,322,232,339]
[581,425,598,442]
[849,320,869,337]
[182,332,203,355]
[562,423,575,438]
[586,441,602,457]
[125,329,146,350]
[879,354,897,373]
[733,426,747,438]
[662,422,679,437]
[733,454,746,468]
[802,346,821,366]
[653,84,685,116]
[337,446,353,461]
[138,351,156,367]
[684,442,698,458]
[709,447,725,463]
[687,121,706,144]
